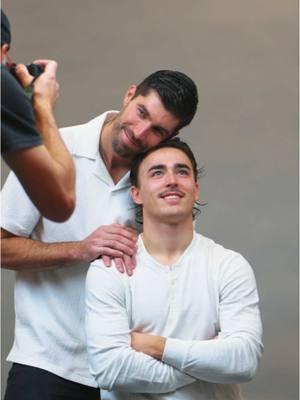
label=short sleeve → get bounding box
[1,66,42,153]
[1,171,40,237]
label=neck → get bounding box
[141,217,194,266]
[100,113,131,183]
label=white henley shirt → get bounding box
[86,233,263,399]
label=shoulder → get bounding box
[1,171,41,236]
[1,66,19,91]
[59,122,88,152]
[1,67,41,153]
[86,259,129,298]
[58,114,106,155]
[194,232,240,260]
[1,66,32,109]
[193,232,254,278]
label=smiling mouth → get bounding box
[123,128,141,149]
[160,192,184,199]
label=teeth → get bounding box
[164,195,180,199]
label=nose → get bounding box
[165,171,178,186]
[134,121,152,140]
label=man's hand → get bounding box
[14,59,59,111]
[32,59,59,111]
[80,224,138,274]
[103,253,137,276]
[131,332,166,360]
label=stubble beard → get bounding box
[111,121,146,159]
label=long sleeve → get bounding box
[162,254,263,384]
[85,262,195,393]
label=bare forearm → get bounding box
[12,60,76,222]
[131,332,166,359]
[1,236,84,271]
[5,144,75,223]
[34,104,75,197]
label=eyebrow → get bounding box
[138,104,171,137]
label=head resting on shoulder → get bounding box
[133,70,198,131]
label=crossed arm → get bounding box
[85,258,263,393]
[85,265,195,393]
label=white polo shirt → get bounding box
[86,233,263,399]
[1,111,137,386]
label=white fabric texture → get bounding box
[1,111,136,386]
[86,233,263,399]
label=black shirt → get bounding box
[1,65,42,153]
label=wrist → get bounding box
[32,98,53,115]
[148,336,166,360]
[68,241,87,263]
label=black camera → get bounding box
[10,63,44,80]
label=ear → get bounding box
[131,185,143,205]
[194,182,200,202]
[1,43,10,64]
[123,85,137,107]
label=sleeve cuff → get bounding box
[162,338,187,370]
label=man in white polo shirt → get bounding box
[85,138,263,400]
[1,71,198,400]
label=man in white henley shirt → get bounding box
[1,71,199,400]
[85,138,263,400]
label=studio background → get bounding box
[1,1,298,399]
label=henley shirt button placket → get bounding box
[167,267,177,322]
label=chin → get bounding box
[155,211,187,225]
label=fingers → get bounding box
[114,257,125,274]
[102,254,136,276]
[102,255,111,267]
[93,224,138,256]
[30,61,60,110]
[32,59,58,76]
[102,224,138,240]
[81,224,138,264]
[97,239,136,256]
[112,255,136,276]
[14,64,34,87]
[102,255,123,272]
[124,254,136,276]
[13,60,58,90]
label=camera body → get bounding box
[10,63,44,80]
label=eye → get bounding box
[137,107,146,119]
[177,168,189,176]
[150,170,163,177]
[152,127,166,138]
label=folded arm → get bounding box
[131,256,263,384]
[85,264,195,393]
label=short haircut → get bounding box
[130,137,199,187]
[129,138,204,224]
[134,70,198,131]
[1,10,11,46]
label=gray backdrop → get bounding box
[1,1,298,399]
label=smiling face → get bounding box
[110,86,180,159]
[131,147,199,225]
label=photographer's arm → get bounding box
[3,60,75,222]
